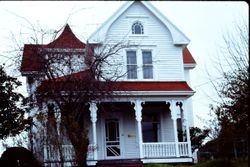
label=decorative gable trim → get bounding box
[88,1,190,45]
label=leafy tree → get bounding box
[190,127,210,153]
[0,65,31,139]
[207,18,249,159]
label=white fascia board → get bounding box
[184,63,196,69]
[113,90,195,97]
[88,1,190,45]
[88,1,133,43]
[141,1,190,45]
[42,48,86,53]
[21,71,43,76]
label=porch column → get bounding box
[183,101,192,157]
[133,100,143,159]
[90,102,98,160]
[170,100,180,157]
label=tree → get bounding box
[18,23,130,166]
[207,18,249,159]
[37,42,128,166]
[190,127,210,153]
[0,65,31,139]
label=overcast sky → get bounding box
[0,1,248,129]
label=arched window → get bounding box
[132,21,144,34]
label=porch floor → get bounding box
[96,159,143,167]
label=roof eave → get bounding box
[141,1,190,45]
[113,90,195,97]
[21,71,43,76]
[184,63,196,69]
[88,1,190,45]
[88,1,132,43]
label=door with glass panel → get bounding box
[105,119,121,158]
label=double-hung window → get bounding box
[142,51,153,79]
[126,51,137,79]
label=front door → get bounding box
[105,119,121,158]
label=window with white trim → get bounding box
[126,51,137,79]
[142,50,153,79]
[132,21,144,35]
[126,50,154,80]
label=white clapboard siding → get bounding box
[121,111,140,158]
[161,110,175,142]
[103,1,184,81]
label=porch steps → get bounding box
[96,159,143,167]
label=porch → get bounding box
[88,99,192,165]
[43,99,193,166]
[43,142,191,166]
[87,142,191,158]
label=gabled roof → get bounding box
[21,24,86,74]
[88,1,190,45]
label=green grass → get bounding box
[233,160,248,167]
[144,159,248,167]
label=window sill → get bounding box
[129,35,148,38]
[125,79,155,81]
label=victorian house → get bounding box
[21,1,196,166]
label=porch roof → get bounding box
[108,81,193,92]
[37,70,194,94]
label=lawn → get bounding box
[144,159,248,167]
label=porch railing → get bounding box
[142,142,189,158]
[44,145,74,162]
[178,142,189,156]
[44,144,95,162]
[43,142,189,162]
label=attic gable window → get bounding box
[132,21,144,35]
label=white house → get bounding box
[20,1,196,166]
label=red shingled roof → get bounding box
[110,81,193,92]
[183,47,196,64]
[21,24,86,73]
[37,70,193,93]
[21,44,45,72]
[46,24,85,48]
[38,80,193,92]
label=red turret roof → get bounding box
[46,24,85,48]
[21,24,86,73]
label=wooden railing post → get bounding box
[90,102,98,160]
[183,101,192,157]
[133,100,143,159]
[170,100,180,157]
